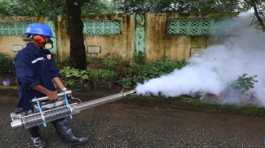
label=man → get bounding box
[14,23,88,148]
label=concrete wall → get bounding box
[0,14,209,62]
[146,13,208,61]
[0,36,25,57]
[84,14,135,61]
[55,14,135,62]
[55,16,70,62]
[0,16,45,58]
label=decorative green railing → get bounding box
[83,20,121,36]
[0,21,32,36]
[135,14,145,53]
[167,18,216,36]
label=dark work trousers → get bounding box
[29,126,40,138]
[28,118,71,138]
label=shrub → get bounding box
[60,58,187,89]
[119,60,186,88]
[231,74,258,94]
[0,53,13,74]
[89,69,117,81]
[60,66,117,89]
[133,51,146,64]
[102,56,121,70]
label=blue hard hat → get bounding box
[25,23,53,38]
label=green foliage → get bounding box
[0,0,263,30]
[0,0,65,18]
[60,66,87,79]
[0,53,13,74]
[0,0,119,16]
[119,0,243,14]
[61,58,186,89]
[89,69,117,81]
[133,51,146,64]
[82,1,118,15]
[245,0,265,30]
[60,66,117,88]
[232,74,258,94]
[0,0,249,16]
[101,56,121,70]
[119,60,186,88]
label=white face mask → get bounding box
[44,37,54,50]
[44,42,53,49]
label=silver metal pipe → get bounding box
[11,90,136,129]
[74,90,136,112]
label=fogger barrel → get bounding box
[10,90,136,129]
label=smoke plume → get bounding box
[136,11,265,106]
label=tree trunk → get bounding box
[252,2,265,30]
[247,0,265,30]
[66,0,87,69]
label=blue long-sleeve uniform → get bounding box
[14,43,59,111]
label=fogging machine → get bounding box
[10,90,136,129]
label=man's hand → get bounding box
[34,84,58,101]
[47,90,58,101]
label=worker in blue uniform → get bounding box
[14,23,88,148]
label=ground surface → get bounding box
[1,89,265,148]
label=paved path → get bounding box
[1,93,265,148]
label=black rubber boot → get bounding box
[53,118,88,145]
[30,137,46,148]
[29,126,46,148]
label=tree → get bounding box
[66,0,113,69]
[244,0,265,30]
[0,0,264,70]
[118,0,242,14]
[66,0,86,69]
[0,0,87,69]
[0,0,64,18]
[0,0,116,69]
[117,0,265,29]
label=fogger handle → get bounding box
[32,90,72,102]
